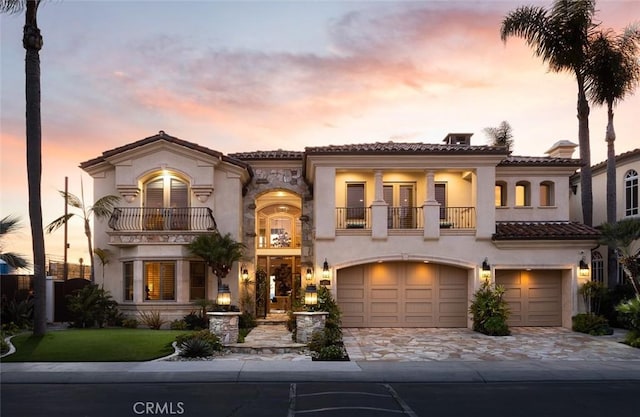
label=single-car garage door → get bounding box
[495,270,562,326]
[337,262,468,327]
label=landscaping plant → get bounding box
[176,330,222,358]
[138,311,166,330]
[469,280,511,336]
[307,286,349,361]
[66,284,121,328]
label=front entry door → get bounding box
[257,256,301,314]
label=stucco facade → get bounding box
[82,131,600,327]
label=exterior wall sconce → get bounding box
[578,252,590,277]
[304,284,318,306]
[481,258,491,280]
[241,265,249,280]
[216,284,231,306]
[306,267,313,281]
[322,258,330,279]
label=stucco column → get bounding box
[315,166,336,240]
[424,170,440,240]
[371,170,388,240]
[475,166,496,239]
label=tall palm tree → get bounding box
[501,0,597,226]
[1,0,46,336]
[187,232,246,289]
[0,215,29,270]
[585,25,640,287]
[598,218,640,299]
[46,186,120,284]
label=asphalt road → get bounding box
[2,381,638,417]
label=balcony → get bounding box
[336,206,476,232]
[106,207,217,246]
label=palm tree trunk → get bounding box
[24,0,46,336]
[577,76,593,226]
[605,103,618,288]
[84,218,95,284]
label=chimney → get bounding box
[443,133,473,145]
[545,140,577,158]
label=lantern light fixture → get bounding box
[241,265,249,280]
[481,258,491,280]
[216,284,231,307]
[578,251,590,277]
[322,258,330,279]
[304,284,318,306]
[306,267,313,281]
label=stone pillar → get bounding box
[293,311,329,343]
[207,312,242,345]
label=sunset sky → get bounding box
[1,0,639,269]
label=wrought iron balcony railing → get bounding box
[336,207,371,229]
[108,207,217,232]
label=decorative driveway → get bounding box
[343,327,640,361]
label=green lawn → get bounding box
[1,328,191,362]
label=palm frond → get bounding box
[90,195,121,219]
[0,215,22,236]
[0,0,26,14]
[58,190,83,209]
[45,213,76,233]
[0,252,29,269]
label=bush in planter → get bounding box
[469,280,511,336]
[572,313,613,336]
[307,287,349,361]
[183,312,208,330]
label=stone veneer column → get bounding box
[293,311,328,343]
[207,312,242,345]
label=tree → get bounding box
[0,215,29,270]
[598,218,640,299]
[585,25,640,287]
[45,184,120,284]
[187,232,246,289]
[93,247,112,288]
[501,0,597,226]
[483,121,514,153]
[1,0,46,336]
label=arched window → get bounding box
[257,205,301,249]
[515,181,530,207]
[143,175,189,230]
[591,251,604,284]
[495,181,507,207]
[625,169,638,216]
[539,181,555,206]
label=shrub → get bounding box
[138,311,166,330]
[469,280,511,336]
[178,337,216,358]
[183,312,208,330]
[0,299,33,330]
[176,329,222,357]
[579,281,607,315]
[572,313,613,336]
[170,319,188,330]
[122,318,138,329]
[66,285,120,328]
[616,298,640,332]
[1,322,21,336]
[623,331,640,348]
[239,311,256,330]
[314,344,348,361]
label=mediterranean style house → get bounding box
[570,148,640,287]
[80,131,600,328]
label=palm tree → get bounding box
[1,0,46,336]
[598,218,640,299]
[187,232,246,289]
[501,0,597,226]
[483,121,514,153]
[93,247,112,288]
[0,215,29,270]
[45,185,120,284]
[585,25,640,286]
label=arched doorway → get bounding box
[254,190,302,317]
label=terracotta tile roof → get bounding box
[590,148,640,173]
[228,150,304,160]
[493,221,600,240]
[80,131,248,170]
[498,156,583,167]
[305,142,507,155]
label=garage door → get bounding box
[337,262,468,327]
[495,270,562,326]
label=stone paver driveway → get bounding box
[343,327,640,361]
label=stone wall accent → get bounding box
[207,312,242,345]
[293,311,328,343]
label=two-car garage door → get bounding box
[337,262,468,328]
